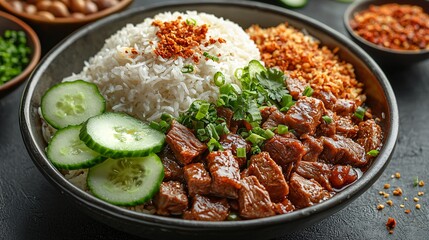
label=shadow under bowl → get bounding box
[344,0,429,66]
[20,1,399,239]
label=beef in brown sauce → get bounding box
[312,90,337,110]
[335,116,359,138]
[183,163,211,196]
[207,150,241,199]
[272,198,295,215]
[333,99,356,116]
[238,176,276,219]
[159,145,184,182]
[320,135,367,167]
[301,134,323,162]
[329,165,358,189]
[285,77,307,99]
[219,133,251,168]
[262,109,288,129]
[288,173,331,209]
[154,181,188,216]
[263,135,306,170]
[295,161,332,191]
[183,194,230,221]
[357,119,383,153]
[284,97,325,135]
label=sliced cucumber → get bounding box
[278,0,308,8]
[46,125,106,170]
[41,80,105,129]
[87,154,164,206]
[80,112,165,158]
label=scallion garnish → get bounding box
[322,115,333,124]
[234,68,244,79]
[237,147,246,158]
[195,102,210,120]
[207,137,223,152]
[214,71,225,87]
[277,124,289,134]
[302,85,314,97]
[246,133,266,145]
[354,106,366,120]
[203,52,219,61]
[185,18,196,26]
[367,149,379,157]
[280,94,294,112]
[181,64,194,73]
[414,176,419,187]
[264,129,275,139]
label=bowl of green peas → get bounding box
[0,11,41,97]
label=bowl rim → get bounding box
[0,10,41,94]
[343,0,429,55]
[0,0,133,25]
[20,0,399,231]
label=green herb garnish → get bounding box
[302,85,314,97]
[354,106,366,120]
[367,149,379,157]
[181,64,194,73]
[322,115,333,124]
[414,176,419,187]
[203,52,219,61]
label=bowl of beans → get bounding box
[0,11,41,97]
[344,0,429,66]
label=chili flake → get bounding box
[386,217,396,234]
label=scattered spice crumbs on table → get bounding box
[386,217,396,234]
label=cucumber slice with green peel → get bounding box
[47,125,106,170]
[87,154,164,206]
[41,80,105,129]
[278,0,308,8]
[80,112,165,158]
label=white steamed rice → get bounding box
[64,11,260,122]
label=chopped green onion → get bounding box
[246,133,266,145]
[367,149,379,157]
[277,124,289,134]
[207,137,223,152]
[302,85,314,97]
[237,147,246,158]
[322,115,333,124]
[234,68,244,79]
[280,94,294,109]
[186,18,196,25]
[414,176,419,187]
[227,212,240,221]
[195,102,210,120]
[264,129,275,139]
[161,113,174,121]
[203,52,219,61]
[251,145,261,155]
[181,64,194,73]
[354,106,366,120]
[214,72,225,87]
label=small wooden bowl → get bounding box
[0,11,41,97]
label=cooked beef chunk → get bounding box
[301,134,323,162]
[216,107,234,128]
[357,119,383,153]
[296,161,332,191]
[238,176,275,219]
[262,109,287,129]
[320,135,367,167]
[220,133,251,168]
[288,173,330,209]
[329,165,358,189]
[248,152,289,202]
[283,162,296,181]
[318,110,336,136]
[272,197,295,214]
[183,163,211,196]
[207,150,241,199]
[313,90,337,110]
[336,117,359,138]
[166,120,207,165]
[260,106,278,122]
[284,97,325,135]
[263,135,305,170]
[159,145,183,182]
[183,195,229,221]
[286,77,307,99]
[154,181,188,216]
[333,99,356,116]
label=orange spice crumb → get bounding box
[419,180,425,187]
[386,217,396,234]
[393,187,403,196]
[405,209,411,214]
[384,183,390,189]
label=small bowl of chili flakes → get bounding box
[344,0,429,66]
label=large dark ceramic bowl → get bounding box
[344,0,429,66]
[20,1,399,239]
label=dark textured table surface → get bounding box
[1,0,428,239]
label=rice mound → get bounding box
[66,11,260,122]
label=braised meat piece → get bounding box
[284,97,325,135]
[248,152,289,202]
[216,107,234,128]
[154,181,188,216]
[260,106,278,122]
[296,161,332,191]
[272,198,295,215]
[183,194,229,221]
[336,117,359,138]
[220,133,251,168]
[262,109,287,129]
[320,135,366,167]
[357,119,383,153]
[301,134,323,162]
[166,120,207,165]
[183,163,211,196]
[288,173,330,209]
[333,99,356,116]
[318,110,336,137]
[329,165,358,189]
[207,150,241,199]
[285,77,307,99]
[159,145,183,182]
[313,90,337,110]
[263,135,306,170]
[238,176,275,219]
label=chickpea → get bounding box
[24,4,38,14]
[8,1,24,13]
[69,0,86,13]
[84,1,98,15]
[47,1,70,17]
[36,0,52,11]
[94,0,118,10]
[36,11,55,20]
